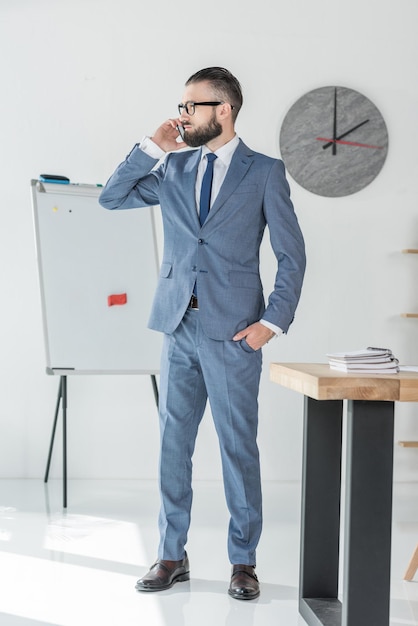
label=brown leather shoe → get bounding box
[228,564,260,600]
[135,553,190,592]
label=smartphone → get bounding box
[176,125,185,141]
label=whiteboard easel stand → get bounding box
[44,375,68,506]
[43,373,159,508]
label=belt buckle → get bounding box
[190,294,199,309]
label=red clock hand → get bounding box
[316,137,384,149]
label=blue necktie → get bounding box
[199,153,217,226]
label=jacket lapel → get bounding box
[178,148,201,229]
[205,140,254,224]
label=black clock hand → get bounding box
[332,88,337,155]
[322,119,370,150]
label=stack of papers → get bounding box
[327,347,399,374]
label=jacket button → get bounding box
[198,238,204,244]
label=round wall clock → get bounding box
[279,86,389,197]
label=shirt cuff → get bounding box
[139,136,166,159]
[259,319,283,337]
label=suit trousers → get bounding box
[157,307,263,565]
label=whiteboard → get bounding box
[31,180,162,374]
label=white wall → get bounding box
[1,0,418,482]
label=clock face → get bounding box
[279,86,389,197]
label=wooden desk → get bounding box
[270,363,418,626]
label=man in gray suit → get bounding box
[99,67,305,600]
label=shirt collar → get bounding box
[201,134,239,167]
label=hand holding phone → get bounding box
[151,119,186,152]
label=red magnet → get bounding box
[108,293,127,306]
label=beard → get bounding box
[183,113,222,147]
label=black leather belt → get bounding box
[189,294,199,309]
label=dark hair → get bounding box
[185,67,243,121]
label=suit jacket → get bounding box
[99,139,306,340]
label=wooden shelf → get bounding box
[399,251,418,452]
[401,251,418,316]
[402,250,418,316]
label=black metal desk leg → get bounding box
[299,397,343,625]
[343,400,394,626]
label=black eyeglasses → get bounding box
[178,101,233,116]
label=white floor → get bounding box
[0,480,418,626]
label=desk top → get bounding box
[270,363,418,402]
